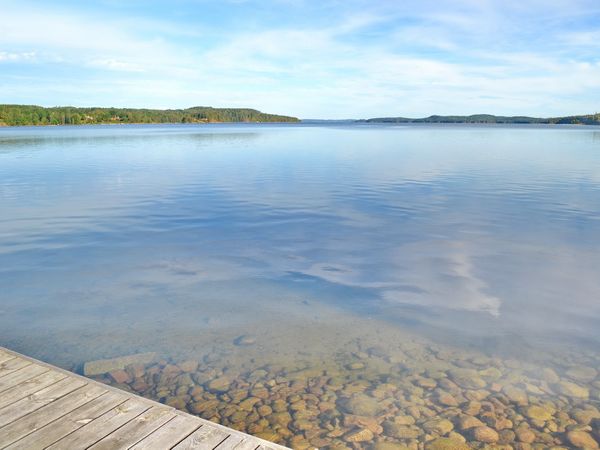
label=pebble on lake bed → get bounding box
[234,335,257,346]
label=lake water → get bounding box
[1,123,599,448]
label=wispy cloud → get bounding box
[0,51,36,62]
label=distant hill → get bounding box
[0,105,300,126]
[361,113,600,125]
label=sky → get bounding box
[1,0,600,119]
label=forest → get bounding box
[0,105,300,126]
[362,113,600,125]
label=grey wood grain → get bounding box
[129,414,201,449]
[3,390,126,450]
[0,384,106,448]
[46,398,150,449]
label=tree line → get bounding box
[0,105,300,126]
[362,113,600,125]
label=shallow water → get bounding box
[1,123,599,448]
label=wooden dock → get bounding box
[0,347,291,449]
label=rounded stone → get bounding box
[566,366,598,383]
[370,443,411,450]
[541,368,560,383]
[347,362,366,370]
[423,418,454,435]
[238,397,260,411]
[502,386,528,406]
[254,431,280,442]
[179,360,199,372]
[458,415,485,430]
[257,405,272,416]
[437,391,459,407]
[448,369,487,390]
[207,376,231,393]
[524,405,553,421]
[344,428,374,443]
[383,421,420,439]
[557,381,589,399]
[516,427,536,443]
[499,429,516,444]
[340,394,383,416]
[393,415,416,425]
[425,437,471,450]
[293,419,314,431]
[472,426,499,443]
[233,335,256,346]
[566,430,599,449]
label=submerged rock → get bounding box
[425,437,471,450]
[458,415,485,431]
[557,381,589,399]
[344,415,383,434]
[207,376,231,392]
[502,385,528,406]
[179,360,199,372]
[83,352,156,376]
[423,418,454,435]
[541,367,560,383]
[448,369,486,390]
[515,427,536,443]
[524,405,553,421]
[347,362,366,370]
[566,366,598,383]
[382,421,420,439]
[340,394,383,416]
[234,335,256,346]
[370,443,411,450]
[566,430,599,449]
[344,428,374,442]
[436,390,459,407]
[108,369,131,384]
[471,426,499,443]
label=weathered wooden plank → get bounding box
[129,414,201,449]
[0,358,31,379]
[230,437,263,450]
[0,348,15,358]
[46,398,150,449]
[0,353,15,365]
[0,377,87,428]
[0,384,106,448]
[88,405,176,449]
[0,371,67,410]
[172,424,230,449]
[214,434,248,450]
[3,391,127,450]
[0,364,48,394]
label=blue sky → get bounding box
[1,0,600,119]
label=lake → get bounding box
[1,123,599,448]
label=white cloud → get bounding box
[0,51,36,62]
[87,59,145,72]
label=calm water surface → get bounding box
[1,124,599,448]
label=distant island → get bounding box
[360,113,600,125]
[0,105,299,126]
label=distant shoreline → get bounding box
[1,105,599,127]
[360,113,600,125]
[0,104,299,127]
[0,121,300,128]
